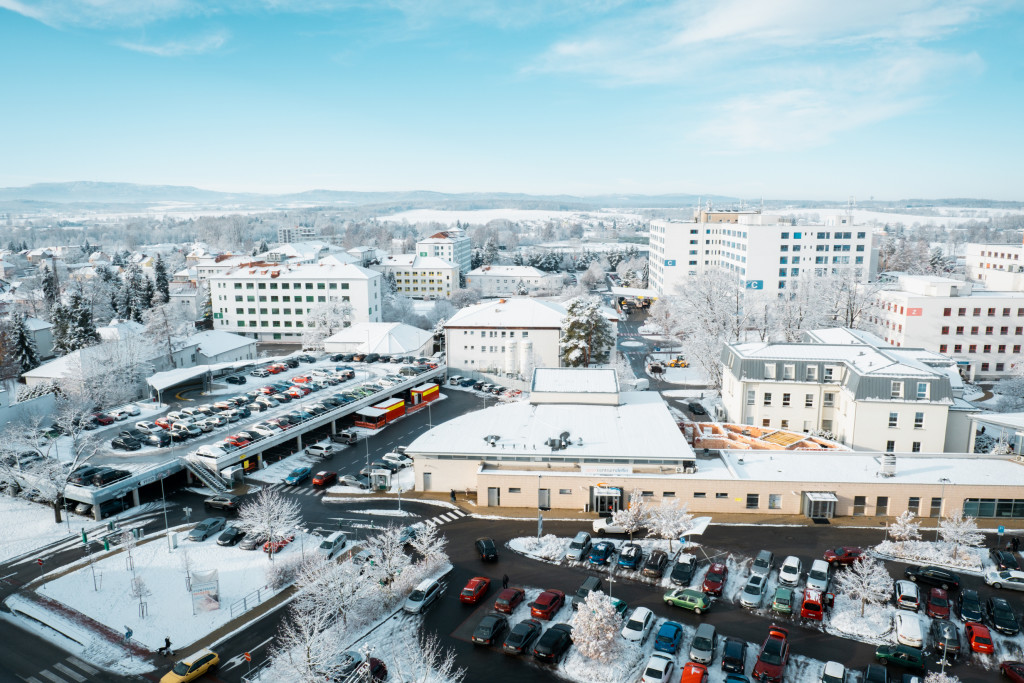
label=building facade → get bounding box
[465,265,564,297]
[416,229,471,281]
[372,254,458,300]
[209,256,382,342]
[443,298,566,376]
[965,242,1024,291]
[864,274,1024,380]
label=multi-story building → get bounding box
[648,209,877,295]
[965,242,1024,291]
[209,255,382,342]
[465,265,564,297]
[720,328,976,453]
[372,254,458,299]
[416,228,471,281]
[864,273,1024,380]
[277,226,318,243]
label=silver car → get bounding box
[740,574,768,608]
[189,517,227,542]
[689,623,716,664]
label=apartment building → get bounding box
[209,255,382,342]
[648,209,876,295]
[965,242,1024,290]
[277,226,318,243]
[372,254,458,299]
[865,273,1024,380]
[416,228,471,280]
[465,265,564,297]
[720,328,976,453]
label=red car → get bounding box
[92,412,115,426]
[268,364,285,374]
[494,587,525,614]
[263,534,295,554]
[460,577,491,605]
[225,435,251,447]
[679,662,709,683]
[258,385,276,394]
[823,546,863,565]
[1001,661,1024,683]
[530,589,565,620]
[752,626,790,683]
[154,416,172,429]
[291,375,311,384]
[926,588,951,619]
[702,563,729,596]
[312,471,337,487]
[291,385,311,395]
[966,622,994,653]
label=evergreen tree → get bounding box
[560,296,614,367]
[41,264,59,312]
[50,302,71,356]
[11,311,40,372]
[120,263,148,323]
[482,239,499,265]
[471,248,484,270]
[65,291,101,351]
[257,239,269,253]
[111,251,124,266]
[383,272,398,295]
[142,276,156,309]
[153,254,170,302]
[512,252,524,266]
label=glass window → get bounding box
[805,394,814,408]
[891,381,903,398]
[746,390,755,405]
[824,392,835,407]
[908,497,920,515]
[715,492,728,499]
[806,366,818,380]
[763,393,772,406]
[876,496,889,516]
[930,497,942,517]
[746,494,759,509]
[764,363,776,379]
[693,492,706,498]
[768,494,782,510]
[888,412,898,428]
[853,496,866,516]
[886,440,895,451]
[782,393,791,407]
[914,412,924,428]
[783,364,795,380]
[912,441,921,452]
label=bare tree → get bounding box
[887,510,921,551]
[938,510,984,561]
[642,498,694,554]
[408,523,448,570]
[571,590,623,663]
[269,588,344,683]
[611,488,650,542]
[391,629,467,683]
[302,300,354,351]
[143,295,192,367]
[835,557,893,617]
[236,489,302,562]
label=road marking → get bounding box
[51,664,85,682]
[451,510,466,517]
[66,659,97,675]
[36,671,69,683]
[439,513,456,522]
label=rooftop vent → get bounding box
[880,452,897,477]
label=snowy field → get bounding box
[0,495,94,563]
[375,208,644,225]
[654,364,709,385]
[784,207,1024,226]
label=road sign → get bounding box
[244,652,251,662]
[36,559,43,566]
[999,525,1005,535]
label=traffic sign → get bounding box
[244,652,251,662]
[36,559,43,566]
[999,525,1005,535]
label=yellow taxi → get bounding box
[160,648,219,682]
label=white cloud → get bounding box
[118,31,229,57]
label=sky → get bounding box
[0,0,1022,200]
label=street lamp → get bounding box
[160,473,172,552]
[936,477,951,540]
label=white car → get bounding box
[778,555,803,587]
[984,569,1024,591]
[121,404,141,416]
[820,661,846,683]
[250,424,276,438]
[593,518,628,534]
[382,452,413,468]
[108,409,130,421]
[135,421,159,434]
[740,574,768,608]
[894,612,923,648]
[621,606,655,643]
[894,580,921,611]
[640,653,675,683]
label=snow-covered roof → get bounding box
[188,330,255,358]
[322,322,432,354]
[378,254,456,269]
[97,320,145,342]
[146,360,254,392]
[22,316,52,331]
[214,258,379,282]
[444,298,566,329]
[610,286,658,298]
[468,265,549,278]
[408,391,692,460]
[532,368,618,394]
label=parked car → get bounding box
[929,619,961,662]
[502,618,543,656]
[640,653,676,683]
[532,623,572,663]
[263,534,295,554]
[135,421,160,434]
[824,546,864,566]
[69,466,102,485]
[721,637,748,674]
[702,562,729,596]
[285,467,311,485]
[985,568,1024,591]
[588,541,616,566]
[863,664,889,683]
[926,588,951,619]
[895,580,921,611]
[904,565,961,591]
[224,375,246,385]
[339,474,369,489]
[642,550,669,578]
[894,612,924,648]
[653,621,684,654]
[494,587,525,614]
[965,622,994,653]
[752,626,791,683]
[91,468,129,486]
[238,534,267,551]
[618,543,643,570]
[958,588,984,623]
[688,622,716,664]
[217,526,246,546]
[111,436,142,451]
[475,537,499,561]
[772,587,795,615]
[986,595,1020,635]
[670,553,698,586]
[741,573,769,608]
[778,555,803,586]
[752,549,775,578]
[403,578,444,614]
[204,494,240,512]
[663,588,713,614]
[530,589,566,620]
[459,577,491,605]
[317,531,348,559]
[990,549,1021,571]
[621,606,655,643]
[565,531,592,561]
[189,517,227,542]
[679,662,709,683]
[471,613,509,646]
[873,644,925,672]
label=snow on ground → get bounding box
[561,638,646,683]
[962,383,987,401]
[509,535,571,563]
[361,509,417,518]
[871,540,985,573]
[826,596,894,642]
[390,466,415,493]
[36,529,315,651]
[0,494,94,563]
[376,208,643,225]
[656,365,709,385]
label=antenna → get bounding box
[847,196,855,225]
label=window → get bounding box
[943,308,951,316]
[958,307,966,316]
[763,392,772,406]
[962,498,1024,518]
[822,419,832,431]
[988,308,996,316]
[806,366,818,381]
[824,392,835,407]
[908,497,920,515]
[941,326,950,335]
[973,308,981,316]
[888,412,898,428]
[805,394,814,407]
[853,496,866,516]
[916,382,928,399]
[768,494,782,510]
[823,366,835,381]
[780,419,789,429]
[971,326,979,334]
[930,497,942,517]
[762,418,771,427]
[783,364,795,380]
[891,381,903,398]
[986,326,994,335]
[764,363,776,379]
[954,344,962,353]
[983,344,992,353]
[939,344,947,353]
[693,492,706,499]
[508,488,521,493]
[746,494,759,509]
[876,496,889,516]
[715,493,728,499]
[982,362,990,371]
[663,492,675,498]
[914,412,924,429]
[782,393,791,407]
[956,326,964,334]
[969,345,977,353]
[886,440,895,451]
[997,363,1005,371]
[641,491,654,497]
[746,390,755,405]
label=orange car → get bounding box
[263,534,295,554]
[291,375,311,384]
[966,622,994,653]
[529,589,565,620]
[460,577,491,605]
[312,471,337,487]
[679,662,708,683]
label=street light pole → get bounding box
[160,475,172,552]
[937,477,951,541]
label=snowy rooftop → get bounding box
[444,297,566,329]
[408,391,693,460]
[23,316,52,331]
[322,322,432,354]
[97,319,145,342]
[215,257,379,281]
[189,330,255,357]
[378,254,456,269]
[468,265,551,277]
[531,368,619,394]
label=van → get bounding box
[751,549,775,578]
[318,532,348,559]
[566,531,592,561]
[806,559,832,592]
[307,444,336,459]
[330,430,358,445]
[572,576,603,609]
[689,623,717,664]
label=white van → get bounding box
[806,559,832,592]
[307,444,336,459]
[318,532,348,559]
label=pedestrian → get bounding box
[450,489,456,504]
[1013,536,1020,553]
[502,574,509,589]
[158,636,172,656]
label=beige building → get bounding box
[372,254,458,300]
[465,265,564,297]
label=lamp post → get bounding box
[160,474,172,552]
[936,477,951,540]
[537,475,543,539]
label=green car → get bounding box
[874,644,925,671]
[663,588,713,614]
[771,587,794,615]
[611,598,628,617]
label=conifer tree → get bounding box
[560,296,614,367]
[65,290,101,351]
[41,264,59,312]
[50,301,71,356]
[12,311,40,372]
[153,254,170,302]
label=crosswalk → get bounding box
[25,656,100,683]
[263,482,325,497]
[424,509,467,526]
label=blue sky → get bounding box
[1,1,1022,200]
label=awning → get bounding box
[804,491,839,502]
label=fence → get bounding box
[229,586,266,619]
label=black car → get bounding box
[235,430,261,442]
[721,636,747,674]
[141,432,171,447]
[904,565,961,591]
[957,588,984,623]
[642,550,669,578]
[284,358,300,368]
[224,375,246,385]
[111,436,141,451]
[321,396,343,407]
[475,537,499,561]
[297,354,316,363]
[688,402,707,415]
[378,354,392,363]
[69,466,102,485]
[91,468,129,486]
[533,623,572,663]
[473,381,485,390]
[204,494,240,512]
[217,526,246,546]
[986,596,1020,635]
[863,665,888,683]
[340,353,356,362]
[502,618,543,655]
[330,354,346,362]
[169,429,191,442]
[235,406,251,419]
[460,378,476,387]
[670,554,698,586]
[371,460,400,473]
[929,619,961,661]
[118,428,146,440]
[365,353,380,363]
[471,613,509,646]
[990,549,1021,571]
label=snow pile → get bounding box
[561,641,645,683]
[0,495,94,563]
[657,364,709,385]
[509,534,570,563]
[638,322,663,335]
[872,540,985,572]
[826,595,894,642]
[247,450,319,484]
[361,509,417,518]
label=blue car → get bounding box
[588,541,615,565]
[285,467,311,485]
[618,542,643,570]
[653,621,683,654]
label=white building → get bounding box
[23,316,54,359]
[277,226,318,243]
[372,254,458,300]
[864,273,1024,380]
[965,242,1024,291]
[720,328,976,453]
[465,265,564,297]
[443,298,567,377]
[649,209,877,296]
[168,282,206,321]
[416,229,471,282]
[189,330,258,364]
[209,256,382,342]
[322,322,433,357]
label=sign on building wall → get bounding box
[745,280,764,290]
[581,465,634,476]
[906,308,923,316]
[664,260,677,266]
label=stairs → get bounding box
[179,456,229,493]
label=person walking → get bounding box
[450,489,456,504]
[1013,536,1020,553]
[158,636,172,656]
[502,574,509,589]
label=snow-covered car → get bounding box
[593,518,628,534]
[640,653,675,683]
[895,580,921,611]
[819,661,846,683]
[135,420,160,434]
[621,606,655,643]
[108,409,130,421]
[121,404,141,416]
[381,452,413,468]
[250,424,276,438]
[740,574,769,608]
[984,569,1024,591]
[894,612,923,648]
[778,555,803,587]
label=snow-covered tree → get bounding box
[579,261,606,290]
[301,300,354,351]
[65,290,101,352]
[269,586,344,682]
[153,254,170,303]
[560,296,614,368]
[482,239,499,265]
[888,510,921,550]
[643,498,694,553]
[41,264,59,312]
[571,590,623,662]
[924,673,960,683]
[938,510,984,560]
[409,523,448,570]
[363,524,412,591]
[49,301,71,356]
[144,295,192,366]
[450,287,481,308]
[11,311,40,372]
[611,488,650,541]
[236,488,302,562]
[383,272,398,295]
[391,629,467,683]
[835,557,893,617]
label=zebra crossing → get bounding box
[25,656,101,683]
[264,483,325,497]
[424,509,467,526]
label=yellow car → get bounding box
[160,649,219,682]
